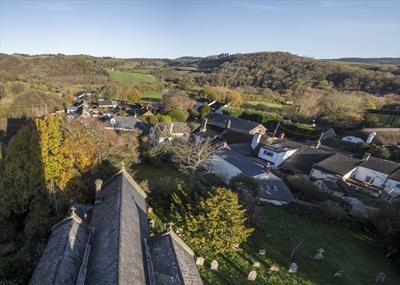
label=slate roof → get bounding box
[256,178,295,202]
[389,169,400,182]
[153,122,191,137]
[313,153,361,176]
[107,116,152,133]
[85,169,149,285]
[30,169,203,285]
[359,157,400,175]
[149,230,203,285]
[279,146,335,175]
[219,148,265,176]
[29,212,92,285]
[343,128,400,145]
[206,113,266,134]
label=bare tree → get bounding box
[170,138,218,172]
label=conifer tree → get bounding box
[183,187,254,254]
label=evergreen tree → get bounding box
[200,102,210,118]
[183,187,254,254]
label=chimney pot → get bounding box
[95,179,103,192]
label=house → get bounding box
[195,98,216,111]
[30,169,203,285]
[257,143,297,167]
[205,148,294,204]
[340,128,400,146]
[106,116,152,133]
[352,156,400,188]
[98,100,119,109]
[383,169,400,201]
[278,144,335,175]
[205,113,266,135]
[196,98,230,114]
[310,153,361,181]
[149,122,191,145]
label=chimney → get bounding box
[95,179,103,201]
[170,122,174,134]
[226,120,231,129]
[363,152,371,161]
[280,132,285,139]
[315,132,324,149]
[264,162,271,173]
[251,133,262,150]
[366,132,376,144]
[201,118,208,133]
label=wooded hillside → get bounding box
[190,52,400,95]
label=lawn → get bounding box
[244,101,283,109]
[141,90,163,102]
[107,69,156,83]
[200,205,400,285]
[130,163,400,285]
[131,163,184,187]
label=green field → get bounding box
[244,101,283,109]
[107,69,156,83]
[140,90,163,102]
[131,163,400,285]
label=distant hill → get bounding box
[0,53,109,85]
[189,52,400,95]
[332,57,400,65]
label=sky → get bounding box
[0,0,399,59]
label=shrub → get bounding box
[168,109,189,122]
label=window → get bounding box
[365,176,375,184]
[395,183,400,188]
[263,150,274,157]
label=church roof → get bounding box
[149,230,203,285]
[85,169,150,285]
[29,212,92,285]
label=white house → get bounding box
[351,156,400,188]
[257,143,297,167]
[149,122,191,145]
[205,148,295,204]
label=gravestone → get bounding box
[258,249,266,255]
[253,261,261,268]
[376,272,385,283]
[333,270,344,278]
[269,265,280,272]
[314,252,324,260]
[210,260,218,271]
[247,270,257,281]
[288,262,298,273]
[317,248,325,254]
[196,257,205,266]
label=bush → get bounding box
[286,175,332,202]
[168,109,189,122]
[159,114,172,123]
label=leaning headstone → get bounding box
[317,248,325,254]
[269,264,280,272]
[333,270,344,278]
[210,260,218,271]
[376,272,385,283]
[288,262,298,273]
[253,261,261,268]
[314,252,324,260]
[196,257,205,266]
[258,249,266,255]
[247,270,257,281]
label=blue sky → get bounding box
[0,0,399,58]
